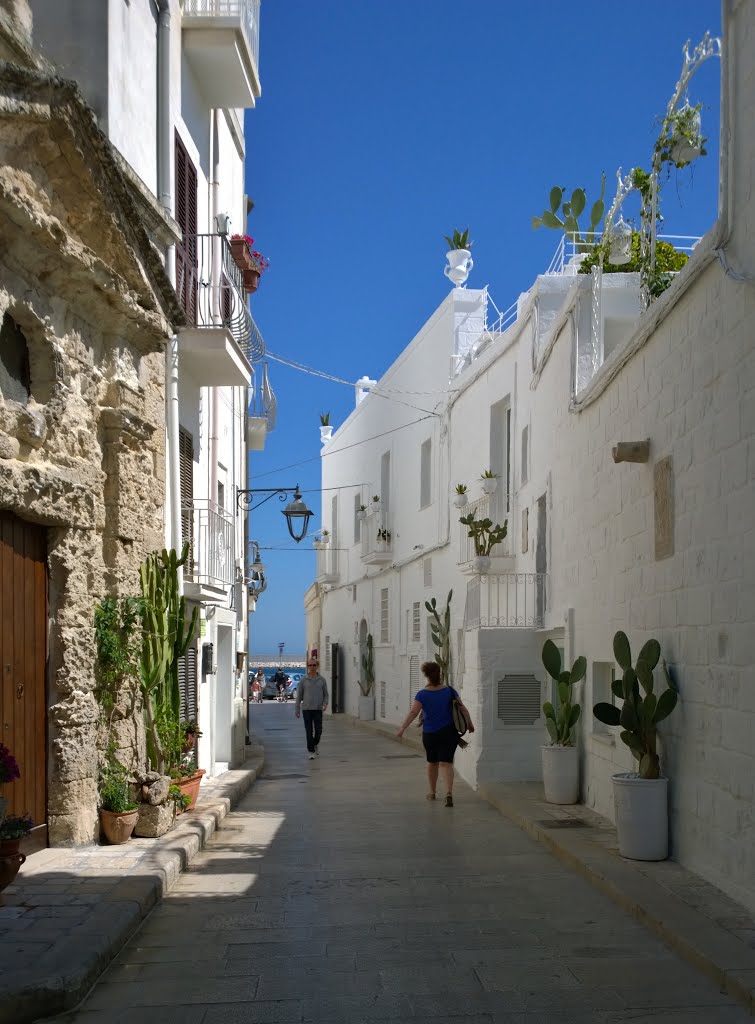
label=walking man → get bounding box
[295,659,329,759]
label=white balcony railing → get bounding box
[316,545,339,583]
[183,0,260,77]
[457,494,513,564]
[466,573,547,629]
[545,231,701,277]
[360,508,392,564]
[182,500,235,590]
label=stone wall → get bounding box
[0,47,177,843]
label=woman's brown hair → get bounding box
[421,661,441,686]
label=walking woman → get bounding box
[396,661,474,807]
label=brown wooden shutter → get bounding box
[174,132,198,319]
[178,645,198,723]
[179,428,194,572]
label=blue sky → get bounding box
[244,0,722,655]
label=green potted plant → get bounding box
[663,102,706,166]
[541,641,586,804]
[358,633,376,721]
[371,494,381,508]
[531,177,606,251]
[356,503,367,522]
[480,469,498,495]
[0,813,32,894]
[444,227,474,286]
[459,510,508,572]
[229,234,269,293]
[452,483,468,509]
[319,412,332,444]
[181,719,202,754]
[593,631,679,860]
[99,748,139,845]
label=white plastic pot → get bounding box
[320,425,333,443]
[472,555,491,573]
[612,773,669,861]
[541,744,579,805]
[358,694,375,721]
[481,477,498,495]
[453,492,468,508]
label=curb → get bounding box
[479,784,755,1019]
[0,745,265,1024]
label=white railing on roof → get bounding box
[449,287,519,379]
[183,0,260,73]
[545,232,701,277]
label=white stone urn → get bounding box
[453,492,468,509]
[472,555,491,573]
[612,773,669,861]
[444,248,473,288]
[541,745,579,804]
[481,476,498,495]
[320,425,333,444]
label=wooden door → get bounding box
[0,512,47,829]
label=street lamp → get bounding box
[236,484,314,543]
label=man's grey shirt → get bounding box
[296,674,329,711]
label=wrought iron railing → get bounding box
[182,0,260,73]
[182,499,235,589]
[466,573,547,629]
[176,233,265,365]
[457,494,513,563]
[360,508,392,561]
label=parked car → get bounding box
[285,673,303,700]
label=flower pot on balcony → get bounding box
[356,510,367,522]
[453,493,468,509]
[244,268,260,293]
[481,478,498,495]
[472,555,491,573]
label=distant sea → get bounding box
[249,654,306,666]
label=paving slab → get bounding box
[45,705,755,1023]
[0,743,264,1024]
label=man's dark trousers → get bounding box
[302,710,323,752]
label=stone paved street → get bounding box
[58,705,752,1024]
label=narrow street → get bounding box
[61,706,750,1024]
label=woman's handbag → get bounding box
[449,689,472,743]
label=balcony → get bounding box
[182,0,261,108]
[360,508,393,565]
[466,573,547,629]
[177,234,264,386]
[457,494,513,569]
[316,545,339,584]
[182,500,236,602]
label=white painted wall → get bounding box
[319,2,755,911]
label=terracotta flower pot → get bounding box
[173,769,206,811]
[99,808,139,845]
[0,838,26,893]
[244,268,260,293]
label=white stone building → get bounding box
[29,0,270,786]
[316,1,755,912]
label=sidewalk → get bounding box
[347,714,755,1018]
[0,744,264,1024]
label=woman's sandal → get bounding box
[445,793,454,808]
[426,793,436,801]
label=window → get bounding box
[423,558,432,588]
[522,506,529,553]
[592,662,616,737]
[521,425,529,485]
[381,451,391,522]
[217,480,225,511]
[380,588,389,643]
[0,314,30,405]
[412,602,421,642]
[380,681,386,718]
[179,428,195,568]
[420,438,432,509]
[490,399,511,518]
[324,636,331,672]
[353,494,361,544]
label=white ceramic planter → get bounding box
[356,510,366,521]
[541,744,579,804]
[472,555,491,573]
[612,773,669,861]
[320,425,333,443]
[444,248,473,287]
[359,694,375,721]
[670,140,701,165]
[453,493,468,508]
[481,478,498,495]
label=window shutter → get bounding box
[174,132,198,319]
[380,681,386,719]
[496,674,542,725]
[412,602,421,642]
[380,588,389,643]
[178,645,198,723]
[409,655,419,706]
[324,636,331,671]
[423,558,432,587]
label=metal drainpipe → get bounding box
[209,108,220,514]
[157,0,183,591]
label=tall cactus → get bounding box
[541,640,585,746]
[138,544,198,773]
[593,631,678,779]
[426,590,453,685]
[359,633,375,697]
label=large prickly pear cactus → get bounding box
[593,631,678,779]
[541,640,585,746]
[532,174,606,245]
[138,544,199,773]
[426,590,453,685]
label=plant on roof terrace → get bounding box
[444,227,473,251]
[532,174,606,247]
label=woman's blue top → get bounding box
[414,687,459,733]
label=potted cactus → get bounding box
[459,509,508,572]
[593,631,679,861]
[358,633,375,721]
[541,641,586,804]
[452,483,468,509]
[356,504,367,522]
[480,470,498,495]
